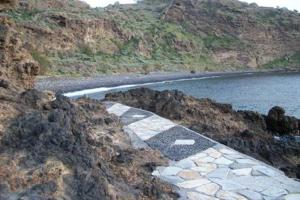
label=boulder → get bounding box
[266,106,299,135]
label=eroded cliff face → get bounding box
[2,0,124,54]
[163,0,300,68]
[20,15,126,54]
[0,16,39,91]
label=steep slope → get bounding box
[0,15,39,91]
[1,0,300,76]
[18,0,89,10]
[163,0,300,68]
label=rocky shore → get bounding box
[105,88,300,179]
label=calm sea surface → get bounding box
[75,72,300,118]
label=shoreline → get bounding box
[35,69,297,94]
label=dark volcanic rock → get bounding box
[0,79,9,89]
[0,90,177,200]
[19,89,49,109]
[267,106,299,135]
[106,88,300,178]
[238,110,267,132]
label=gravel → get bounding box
[36,71,259,93]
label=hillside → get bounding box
[1,0,300,76]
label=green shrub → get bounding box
[203,36,242,50]
[79,44,95,57]
[142,64,151,74]
[263,52,300,68]
[8,9,41,21]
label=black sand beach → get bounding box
[36,70,284,93]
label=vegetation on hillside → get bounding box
[263,52,300,69]
[1,0,300,76]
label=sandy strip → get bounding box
[36,71,269,93]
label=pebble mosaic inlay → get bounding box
[105,102,300,200]
[147,126,216,160]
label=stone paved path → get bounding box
[105,102,300,200]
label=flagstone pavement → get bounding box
[105,102,300,200]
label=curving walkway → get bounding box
[105,102,300,200]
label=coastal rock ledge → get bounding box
[105,88,300,179]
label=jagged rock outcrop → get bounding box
[106,88,266,135]
[266,106,300,135]
[105,88,300,178]
[0,92,177,199]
